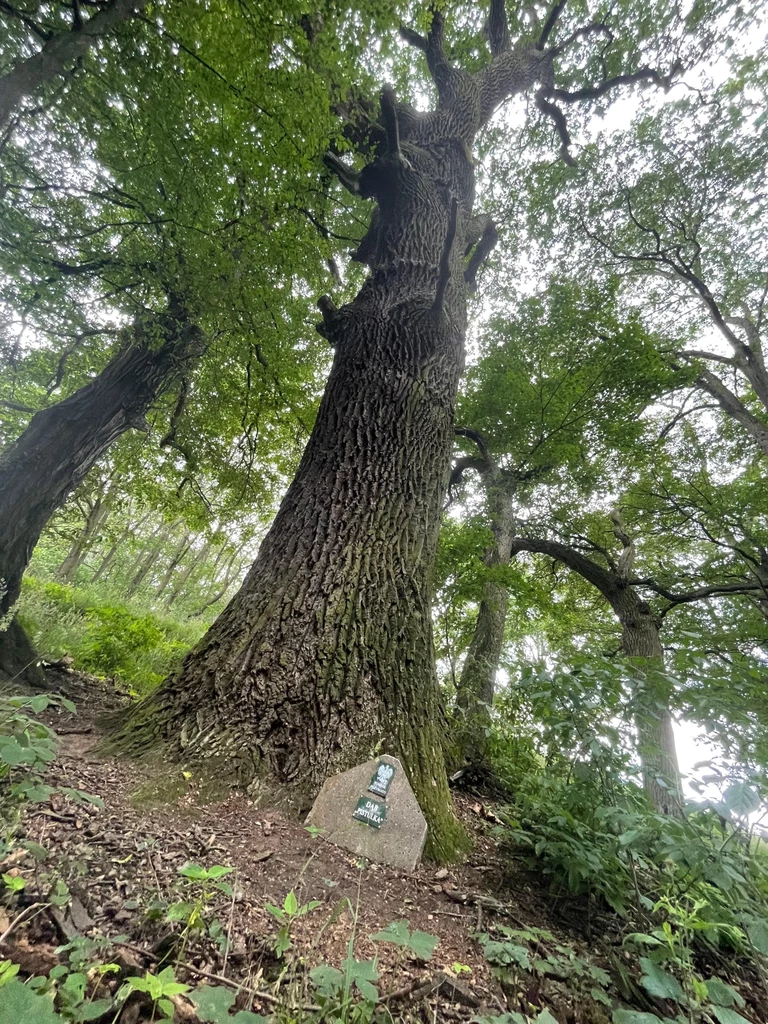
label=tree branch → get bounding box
[537,0,567,50]
[322,151,361,196]
[535,88,576,165]
[552,62,682,104]
[454,426,491,463]
[487,0,511,56]
[0,0,150,126]
[510,535,618,601]
[464,220,499,291]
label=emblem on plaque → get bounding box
[353,796,387,828]
[368,761,395,797]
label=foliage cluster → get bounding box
[17,577,201,693]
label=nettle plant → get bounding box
[144,862,236,959]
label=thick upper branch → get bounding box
[0,0,149,126]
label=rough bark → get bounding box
[0,0,149,127]
[0,308,205,684]
[456,466,517,764]
[509,535,685,816]
[110,12,554,860]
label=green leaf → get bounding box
[231,1014,271,1024]
[710,1008,751,1024]
[190,985,236,1021]
[206,865,234,879]
[406,929,439,960]
[612,1012,665,1024]
[178,863,207,880]
[746,920,768,954]
[534,1011,560,1023]
[0,961,20,987]
[343,957,379,1003]
[370,920,410,946]
[639,958,685,1002]
[705,978,745,1009]
[0,738,39,766]
[309,964,344,998]
[0,979,61,1024]
[722,782,761,818]
[283,890,298,916]
[77,999,115,1021]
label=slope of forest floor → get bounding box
[2,671,766,1024]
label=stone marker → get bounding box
[305,754,427,872]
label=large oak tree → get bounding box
[114,0,701,857]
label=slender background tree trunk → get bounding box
[456,470,517,764]
[0,309,204,683]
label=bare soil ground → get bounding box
[0,670,736,1023]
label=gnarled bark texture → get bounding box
[110,10,553,860]
[0,308,205,684]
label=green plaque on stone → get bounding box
[368,760,396,797]
[353,796,387,829]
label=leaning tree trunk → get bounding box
[613,589,684,818]
[0,308,205,684]
[456,468,517,765]
[110,14,552,859]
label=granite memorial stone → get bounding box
[305,754,427,871]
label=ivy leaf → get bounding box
[638,958,685,1002]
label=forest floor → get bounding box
[3,670,760,1024]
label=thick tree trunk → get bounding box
[0,0,149,127]
[456,470,517,764]
[110,10,551,859]
[0,309,205,683]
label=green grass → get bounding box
[17,576,204,693]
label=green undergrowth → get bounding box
[471,661,768,1023]
[17,576,203,693]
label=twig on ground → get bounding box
[0,902,47,946]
